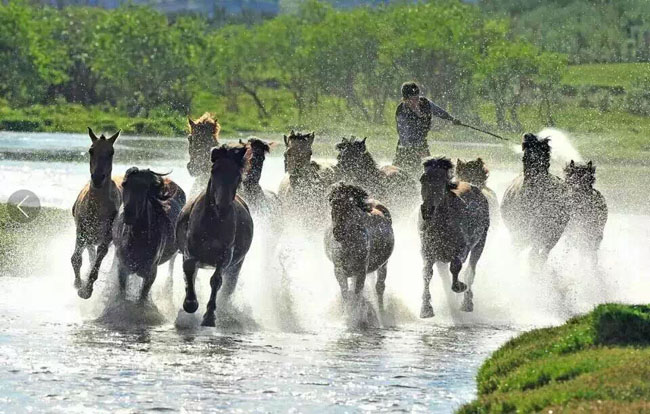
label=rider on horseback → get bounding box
[394,82,461,175]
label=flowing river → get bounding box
[0,131,648,413]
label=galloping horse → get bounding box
[564,160,608,265]
[501,133,570,265]
[111,168,186,302]
[334,136,418,213]
[324,183,394,312]
[278,131,335,226]
[419,157,490,317]
[176,144,254,327]
[73,128,122,299]
[456,158,500,225]
[186,113,220,196]
[239,137,280,217]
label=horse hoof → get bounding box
[201,313,216,327]
[461,301,474,312]
[183,298,199,314]
[451,281,467,293]
[420,304,435,318]
[77,285,93,299]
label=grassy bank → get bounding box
[0,203,70,274]
[458,304,650,414]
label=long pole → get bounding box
[458,122,509,141]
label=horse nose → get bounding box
[91,173,106,186]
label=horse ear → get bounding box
[308,132,315,145]
[570,160,575,167]
[108,130,120,144]
[477,157,483,163]
[268,141,278,151]
[283,135,289,146]
[239,139,244,145]
[188,117,196,129]
[361,137,367,146]
[88,127,98,143]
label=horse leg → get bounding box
[220,261,244,301]
[182,257,199,313]
[164,253,176,295]
[376,264,387,312]
[202,265,223,327]
[118,263,129,299]
[71,235,84,289]
[420,258,435,318]
[138,268,157,303]
[450,258,467,293]
[461,236,486,312]
[87,246,97,265]
[334,266,349,303]
[78,238,110,299]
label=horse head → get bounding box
[88,127,120,188]
[208,144,248,209]
[456,157,489,187]
[121,167,169,226]
[242,137,273,185]
[420,157,455,209]
[187,113,220,177]
[522,133,551,178]
[283,130,315,175]
[335,136,369,173]
[564,160,596,190]
[327,182,371,241]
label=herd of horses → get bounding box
[71,114,608,326]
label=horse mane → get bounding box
[328,182,372,212]
[123,167,171,202]
[188,112,220,140]
[564,160,596,188]
[211,143,250,172]
[522,133,551,175]
[286,130,314,143]
[456,158,489,187]
[422,156,458,190]
[337,136,377,170]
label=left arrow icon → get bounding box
[7,190,41,224]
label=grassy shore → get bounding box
[457,304,650,414]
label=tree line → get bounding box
[1,0,568,130]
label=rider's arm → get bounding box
[428,99,460,124]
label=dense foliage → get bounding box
[0,0,567,130]
[481,0,650,64]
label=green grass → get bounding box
[457,304,650,414]
[562,63,650,90]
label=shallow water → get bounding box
[1,131,648,413]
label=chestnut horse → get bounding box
[456,158,500,225]
[239,137,280,217]
[564,160,608,265]
[111,168,186,302]
[72,128,122,299]
[334,136,418,214]
[278,131,335,227]
[186,113,220,196]
[501,133,570,265]
[419,157,490,317]
[325,183,394,312]
[176,144,254,327]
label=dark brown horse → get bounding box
[335,136,418,213]
[564,160,608,265]
[176,144,254,327]
[187,113,220,196]
[501,133,571,265]
[419,157,490,317]
[73,128,122,299]
[325,183,394,312]
[278,131,335,226]
[239,137,280,217]
[456,158,500,225]
[111,168,186,302]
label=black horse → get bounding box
[324,183,394,312]
[111,168,186,302]
[419,157,490,317]
[176,144,254,327]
